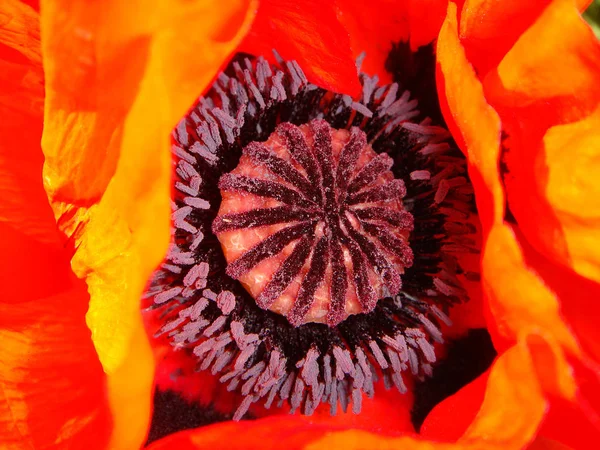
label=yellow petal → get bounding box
[482,224,579,353]
[539,106,600,283]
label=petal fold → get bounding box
[482,0,600,283]
[457,343,546,449]
[459,0,554,77]
[436,1,503,232]
[460,0,593,77]
[420,371,490,442]
[482,224,579,352]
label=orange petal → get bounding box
[483,0,600,123]
[436,0,503,232]
[240,0,361,96]
[482,223,579,353]
[457,342,547,449]
[431,0,498,334]
[510,225,600,365]
[40,0,256,447]
[436,2,586,419]
[539,108,600,283]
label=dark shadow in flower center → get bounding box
[385,42,441,124]
[145,389,245,446]
[411,328,496,432]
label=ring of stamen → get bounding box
[144,53,476,421]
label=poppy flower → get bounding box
[1,0,600,449]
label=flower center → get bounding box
[213,120,413,326]
[144,52,477,421]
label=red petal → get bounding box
[538,394,600,449]
[146,416,339,450]
[0,0,72,302]
[408,0,448,49]
[336,0,446,83]
[0,283,112,448]
[420,370,490,441]
[240,0,361,95]
[336,0,409,83]
[537,353,600,449]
